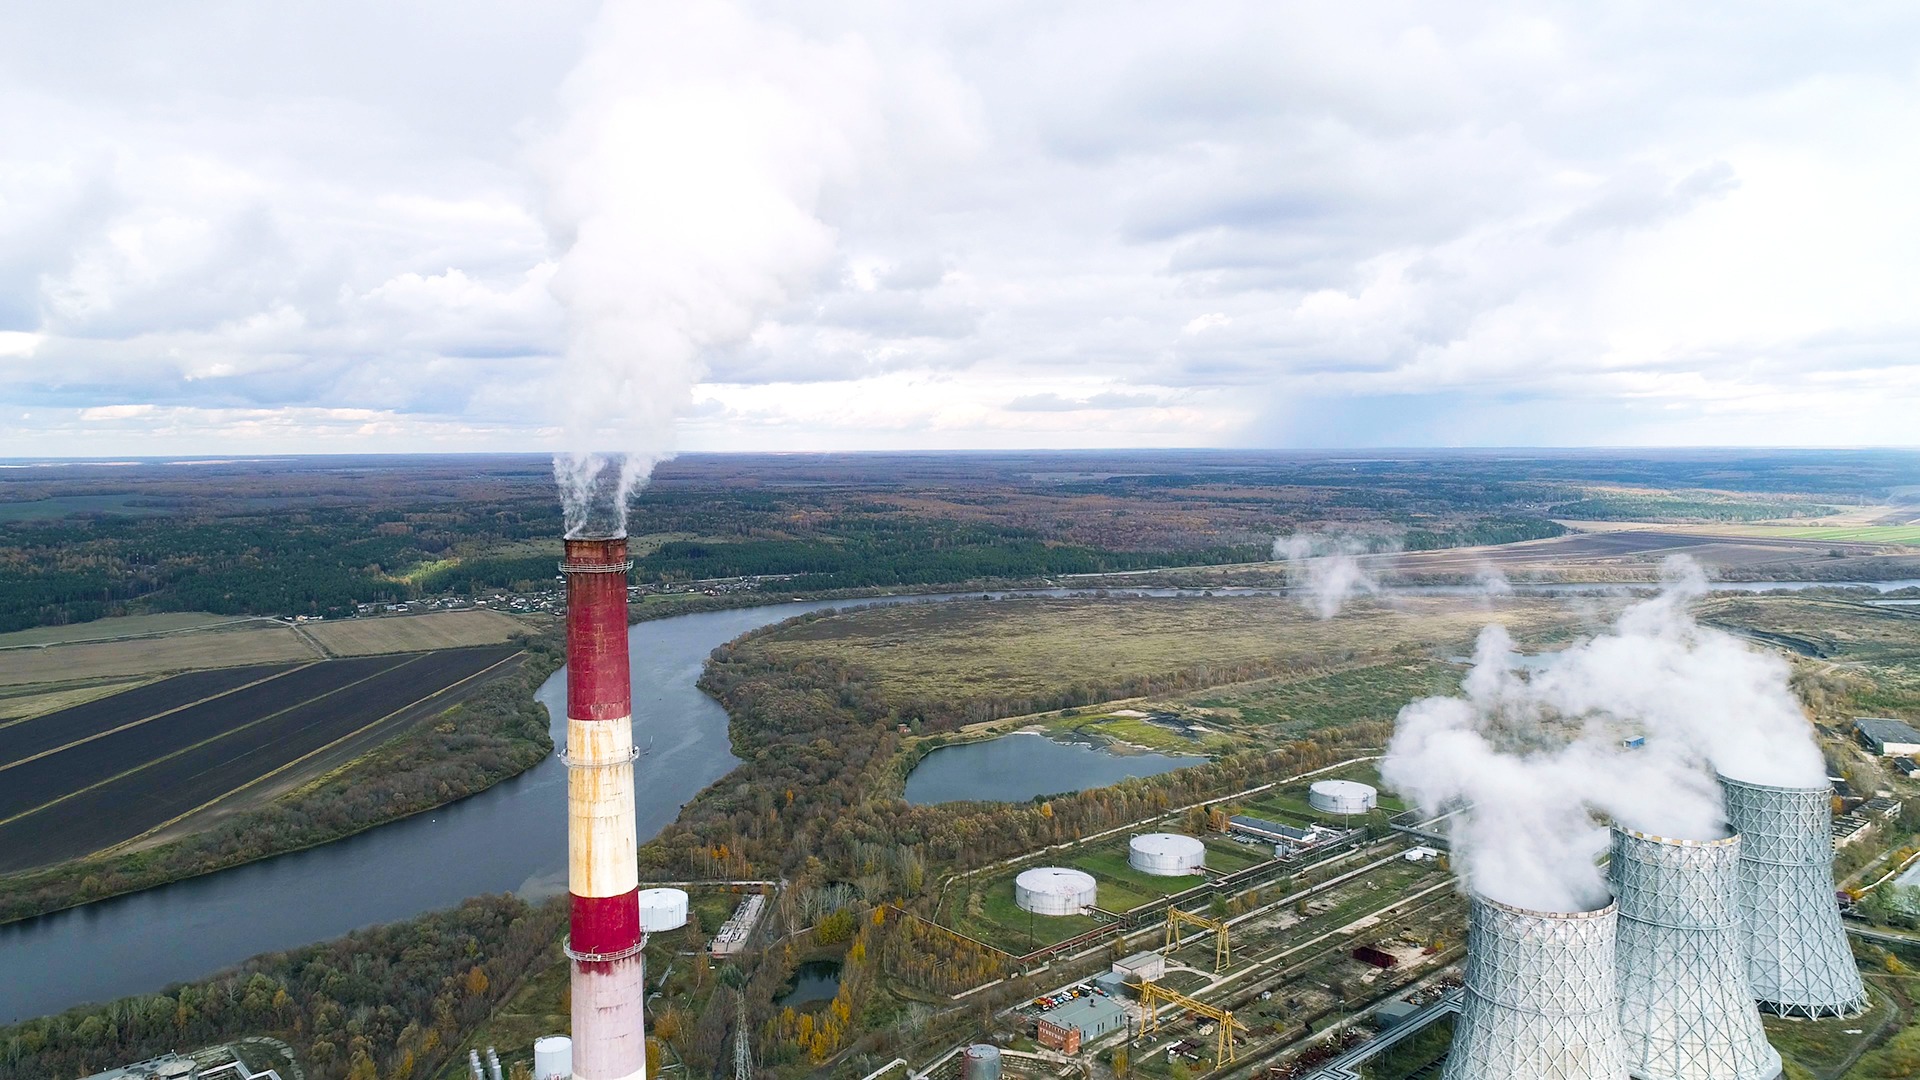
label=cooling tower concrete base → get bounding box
[1441,895,1627,1080]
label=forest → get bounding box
[10,448,1906,632]
[0,894,565,1080]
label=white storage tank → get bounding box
[1128,832,1207,876]
[637,887,690,932]
[1309,779,1377,816]
[533,1035,572,1080]
[1014,867,1098,915]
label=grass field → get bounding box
[753,594,1590,707]
[953,834,1270,951]
[1687,524,1920,545]
[302,610,536,655]
[1185,661,1463,737]
[1698,597,1920,661]
[0,494,169,522]
[0,677,152,721]
[0,624,318,687]
[0,612,248,648]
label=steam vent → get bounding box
[1609,828,1782,1080]
[1719,776,1867,1018]
[563,535,647,1080]
[1441,895,1627,1080]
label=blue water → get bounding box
[904,732,1203,805]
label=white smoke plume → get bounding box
[1273,532,1396,618]
[1383,555,1825,911]
[538,0,898,537]
[1472,562,1514,597]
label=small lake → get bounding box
[903,732,1205,805]
[777,960,842,1009]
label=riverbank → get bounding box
[0,633,562,927]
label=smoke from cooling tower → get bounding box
[1383,556,1826,911]
[538,0,892,536]
[1273,532,1398,618]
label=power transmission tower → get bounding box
[733,990,753,1080]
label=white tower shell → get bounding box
[1014,867,1097,915]
[1719,775,1866,1018]
[1442,895,1627,1080]
[1128,833,1206,875]
[1610,828,1782,1080]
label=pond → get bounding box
[903,732,1205,805]
[777,960,843,1009]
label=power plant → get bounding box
[1719,775,1867,1018]
[1609,828,1782,1080]
[560,535,647,1080]
[1440,895,1626,1080]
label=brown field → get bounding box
[0,612,250,648]
[301,610,541,656]
[752,594,1598,705]
[0,624,319,687]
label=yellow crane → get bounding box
[1164,906,1230,972]
[1137,981,1249,1069]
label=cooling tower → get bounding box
[1718,776,1866,1018]
[564,535,647,1080]
[1441,895,1626,1080]
[1610,828,1782,1080]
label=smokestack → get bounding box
[1718,776,1866,1018]
[563,535,647,1080]
[1609,828,1782,1080]
[1442,895,1626,1080]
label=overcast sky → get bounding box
[4,1,1918,457]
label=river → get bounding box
[2,578,1916,1022]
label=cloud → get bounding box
[4,4,1920,451]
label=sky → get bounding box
[3,1,1919,457]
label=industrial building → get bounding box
[1112,950,1165,983]
[1720,775,1868,1017]
[1036,995,1127,1052]
[1227,814,1342,854]
[711,893,765,956]
[1015,867,1098,915]
[83,1056,280,1080]
[1609,828,1781,1080]
[1441,895,1626,1080]
[1308,779,1378,816]
[1854,716,1920,757]
[1128,832,1206,875]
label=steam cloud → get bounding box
[1273,532,1396,618]
[538,0,892,537]
[1382,556,1825,912]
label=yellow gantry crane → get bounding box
[1164,906,1230,972]
[1137,982,1248,1069]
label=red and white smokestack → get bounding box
[562,535,646,1080]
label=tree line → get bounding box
[0,894,566,1080]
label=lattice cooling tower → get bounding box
[1719,775,1866,1019]
[1441,894,1627,1080]
[1610,828,1782,1080]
